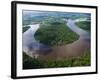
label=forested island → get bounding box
[22,11,91,69]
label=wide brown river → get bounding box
[23,19,90,60]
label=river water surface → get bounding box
[23,19,90,60]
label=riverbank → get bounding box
[23,49,90,69]
[23,19,90,59]
[23,19,91,69]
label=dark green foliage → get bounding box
[23,49,90,69]
[34,18,79,46]
[23,52,45,69]
[76,21,91,31]
[23,26,30,33]
[69,49,91,66]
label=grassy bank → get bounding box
[76,21,90,31]
[23,49,90,69]
[34,18,79,46]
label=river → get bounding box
[23,19,90,60]
[22,24,52,58]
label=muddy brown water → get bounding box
[23,19,90,60]
[35,37,90,60]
